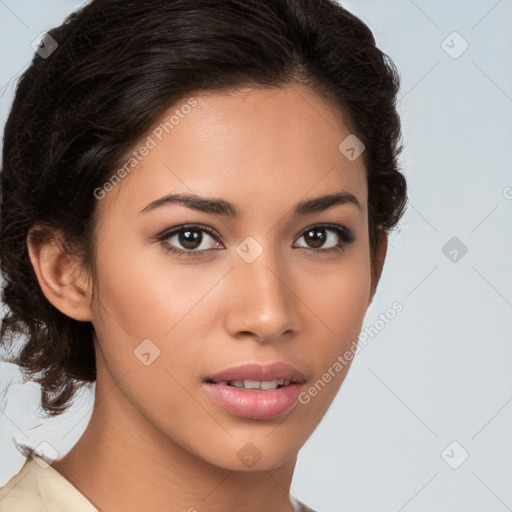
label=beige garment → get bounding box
[0,455,319,511]
[0,455,98,511]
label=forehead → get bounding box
[97,84,367,222]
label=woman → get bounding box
[0,0,407,510]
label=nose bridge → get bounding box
[224,238,299,341]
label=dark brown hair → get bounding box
[0,0,407,416]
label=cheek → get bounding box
[303,249,372,339]
[89,244,211,430]
[92,236,205,336]
[90,237,227,380]
[328,263,371,336]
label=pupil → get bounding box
[179,229,201,249]
[305,228,325,249]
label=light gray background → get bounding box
[1,1,511,511]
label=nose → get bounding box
[223,245,301,344]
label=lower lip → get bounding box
[203,382,303,420]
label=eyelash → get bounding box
[155,223,355,259]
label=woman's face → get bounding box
[89,84,378,470]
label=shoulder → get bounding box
[0,456,98,512]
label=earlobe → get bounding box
[26,228,94,322]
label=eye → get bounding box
[156,224,222,257]
[293,224,355,254]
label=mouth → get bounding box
[205,378,293,390]
[203,362,307,420]
[204,362,306,386]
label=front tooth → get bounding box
[243,379,262,389]
[260,380,280,390]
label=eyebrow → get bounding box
[138,190,361,216]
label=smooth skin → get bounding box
[27,83,387,512]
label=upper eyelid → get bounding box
[159,224,220,241]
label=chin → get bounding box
[201,439,300,472]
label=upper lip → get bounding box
[205,362,306,384]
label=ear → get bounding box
[368,227,388,306]
[26,226,94,322]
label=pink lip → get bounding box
[203,362,306,420]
